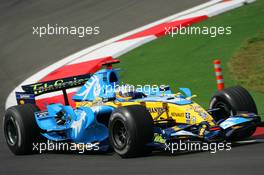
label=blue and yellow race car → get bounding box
[3,60,261,157]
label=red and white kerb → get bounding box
[214,59,224,91]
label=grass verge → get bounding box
[117,1,264,119]
[229,32,264,93]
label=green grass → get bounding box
[229,32,264,93]
[117,0,264,119]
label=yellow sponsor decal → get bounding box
[171,112,185,117]
[154,134,166,144]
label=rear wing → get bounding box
[22,74,91,96]
[15,59,120,106]
[16,74,91,105]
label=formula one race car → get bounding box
[3,59,261,157]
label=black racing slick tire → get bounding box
[209,86,258,121]
[109,105,154,158]
[3,104,43,155]
[209,86,258,140]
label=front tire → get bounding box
[209,86,258,121]
[209,86,258,140]
[108,105,154,158]
[3,104,43,155]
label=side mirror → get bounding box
[179,88,192,98]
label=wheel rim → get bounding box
[214,101,233,121]
[5,118,18,146]
[112,119,128,149]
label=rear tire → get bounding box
[108,105,154,158]
[3,104,43,155]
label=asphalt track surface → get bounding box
[0,0,263,174]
